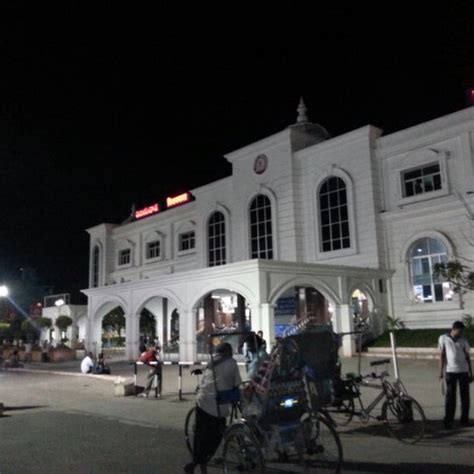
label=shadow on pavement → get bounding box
[342,419,474,447]
[343,460,474,473]
[3,405,48,412]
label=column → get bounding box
[154,298,165,348]
[259,303,275,351]
[179,308,196,362]
[69,324,79,349]
[337,304,355,357]
[125,313,140,360]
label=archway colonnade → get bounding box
[82,260,391,361]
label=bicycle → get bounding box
[327,358,426,444]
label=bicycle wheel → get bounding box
[382,395,426,444]
[299,413,343,473]
[184,406,196,455]
[328,398,355,427]
[223,423,265,473]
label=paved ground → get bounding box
[0,357,473,473]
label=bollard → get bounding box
[389,331,400,381]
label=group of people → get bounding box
[80,352,111,375]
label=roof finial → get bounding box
[296,96,308,123]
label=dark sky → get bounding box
[1,3,473,300]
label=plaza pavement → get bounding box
[0,357,473,473]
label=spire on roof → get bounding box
[296,96,308,123]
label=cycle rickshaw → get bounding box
[218,323,343,473]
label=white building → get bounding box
[82,100,474,360]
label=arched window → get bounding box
[208,211,226,267]
[92,246,100,288]
[319,177,350,252]
[249,194,273,259]
[410,237,452,303]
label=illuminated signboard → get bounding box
[135,203,160,219]
[166,192,191,208]
[133,192,194,221]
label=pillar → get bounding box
[179,308,195,362]
[337,304,355,357]
[258,303,275,351]
[125,313,140,360]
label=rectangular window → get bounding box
[146,240,161,259]
[179,231,195,252]
[118,249,131,266]
[402,163,442,198]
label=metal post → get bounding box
[133,362,137,388]
[389,331,400,381]
[178,363,183,401]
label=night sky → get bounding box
[1,4,473,302]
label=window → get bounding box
[118,248,131,266]
[146,240,161,259]
[179,231,195,252]
[92,246,100,288]
[249,194,273,259]
[402,163,442,198]
[208,211,226,266]
[319,177,350,252]
[410,237,452,303]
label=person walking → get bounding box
[184,342,242,474]
[439,320,472,429]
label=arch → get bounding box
[399,230,456,263]
[132,289,183,316]
[347,281,378,308]
[268,276,341,306]
[189,280,257,312]
[91,295,129,321]
[313,167,357,257]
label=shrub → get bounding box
[55,316,73,332]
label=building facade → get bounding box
[82,100,474,360]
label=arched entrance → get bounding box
[274,285,333,337]
[89,301,127,359]
[135,296,180,361]
[194,289,251,358]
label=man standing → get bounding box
[439,321,472,429]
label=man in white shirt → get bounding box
[80,352,95,374]
[438,321,472,429]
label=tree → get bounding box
[434,260,474,295]
[36,317,53,329]
[55,315,73,332]
[102,307,125,337]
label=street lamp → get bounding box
[0,285,9,298]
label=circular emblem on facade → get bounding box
[254,154,268,174]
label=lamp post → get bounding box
[54,298,65,345]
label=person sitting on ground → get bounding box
[184,342,242,474]
[138,344,161,398]
[4,349,23,369]
[80,351,95,374]
[95,352,111,374]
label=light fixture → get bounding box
[55,299,65,307]
[0,285,9,297]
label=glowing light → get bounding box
[281,398,297,408]
[0,285,9,297]
[135,203,160,219]
[55,299,65,307]
[166,192,190,208]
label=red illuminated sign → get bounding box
[135,203,160,219]
[166,192,191,208]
